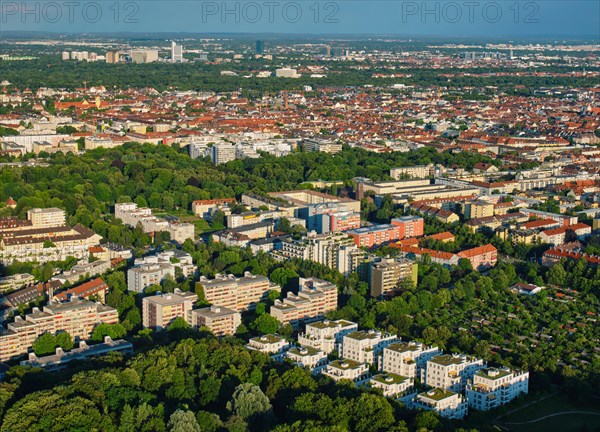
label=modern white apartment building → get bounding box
[142,289,198,330]
[382,341,441,380]
[197,272,279,312]
[297,319,357,354]
[425,354,485,392]
[115,203,194,243]
[285,346,328,373]
[340,330,398,367]
[466,367,529,411]
[189,305,241,336]
[411,388,468,419]
[270,277,338,328]
[322,359,370,383]
[303,138,342,154]
[27,208,66,228]
[127,251,196,293]
[246,334,291,361]
[368,373,414,397]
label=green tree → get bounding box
[249,314,280,335]
[55,332,74,351]
[32,333,57,356]
[226,383,272,421]
[168,410,201,432]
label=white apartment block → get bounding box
[426,354,486,392]
[115,203,194,243]
[270,277,338,328]
[368,373,414,397]
[298,319,357,354]
[411,388,468,419]
[382,341,441,379]
[466,367,529,411]
[285,346,328,373]
[322,359,370,383]
[27,208,66,228]
[210,143,236,164]
[128,251,196,293]
[142,289,198,330]
[189,305,241,336]
[198,272,279,312]
[246,334,291,361]
[340,330,398,368]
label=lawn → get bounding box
[498,393,600,432]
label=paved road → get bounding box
[502,411,600,425]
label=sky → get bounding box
[1,1,599,39]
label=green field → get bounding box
[498,394,600,432]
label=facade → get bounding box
[197,272,279,312]
[298,319,357,354]
[464,201,494,220]
[322,359,370,383]
[189,305,241,336]
[390,165,434,180]
[53,278,110,303]
[246,334,290,360]
[411,388,468,419]
[0,299,118,362]
[26,208,66,228]
[192,198,236,218]
[347,224,400,248]
[466,367,529,411]
[426,354,486,392]
[171,41,183,62]
[382,341,441,379]
[270,277,338,328]
[210,143,236,164]
[457,244,498,271]
[340,330,397,367]
[142,289,198,330]
[391,216,425,239]
[303,138,342,153]
[368,373,414,397]
[285,346,328,373]
[369,257,418,297]
[127,251,196,293]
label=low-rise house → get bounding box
[511,283,545,296]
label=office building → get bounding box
[256,40,264,54]
[298,319,357,354]
[171,41,183,62]
[425,354,485,392]
[270,277,338,328]
[466,367,529,411]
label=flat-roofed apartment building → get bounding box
[246,334,290,360]
[466,367,529,411]
[370,257,418,297]
[298,319,357,354]
[356,178,480,203]
[390,164,435,180]
[115,202,194,243]
[268,190,361,213]
[340,330,398,367]
[322,359,369,383]
[410,388,468,419]
[26,207,66,228]
[285,346,328,373]
[0,299,118,361]
[197,272,280,312]
[270,277,338,328]
[382,341,441,379]
[368,372,414,397]
[189,305,241,336]
[425,354,485,392]
[142,289,198,330]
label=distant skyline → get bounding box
[1,1,599,38]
